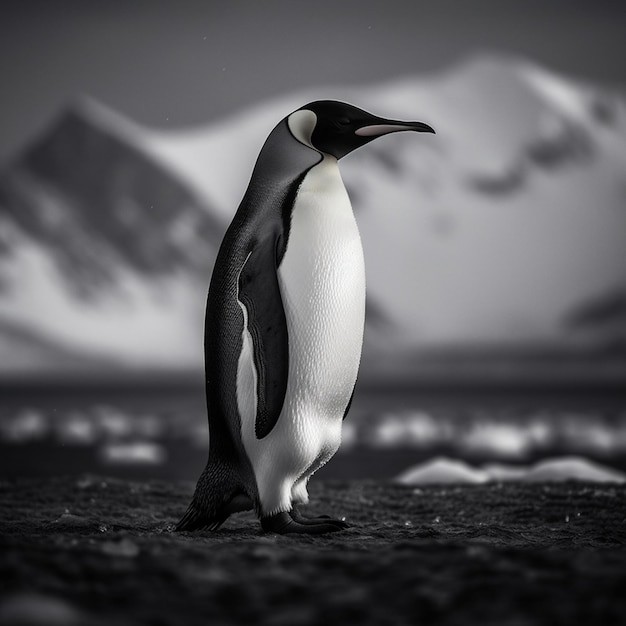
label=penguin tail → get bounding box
[175,460,254,532]
[175,502,228,532]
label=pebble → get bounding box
[49,511,97,530]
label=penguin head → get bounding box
[288,100,435,160]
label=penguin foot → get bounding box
[290,506,350,529]
[261,511,347,535]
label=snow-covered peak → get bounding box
[59,94,150,145]
[1,53,625,378]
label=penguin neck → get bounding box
[303,153,345,195]
[293,153,356,235]
[249,119,322,190]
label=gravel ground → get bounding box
[1,477,625,625]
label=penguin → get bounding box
[176,100,435,534]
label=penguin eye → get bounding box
[336,117,351,127]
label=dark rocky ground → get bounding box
[1,477,625,626]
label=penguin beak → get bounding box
[355,120,435,137]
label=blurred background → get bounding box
[1,0,625,482]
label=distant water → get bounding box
[1,382,625,481]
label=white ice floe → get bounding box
[395,455,626,485]
[396,457,489,485]
[370,410,626,459]
[514,457,626,483]
[56,414,98,445]
[99,442,166,465]
[0,409,48,442]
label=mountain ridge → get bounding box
[0,54,624,381]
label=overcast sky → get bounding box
[1,0,625,161]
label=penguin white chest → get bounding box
[278,155,366,416]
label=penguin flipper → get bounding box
[238,236,289,439]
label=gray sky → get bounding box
[1,0,625,161]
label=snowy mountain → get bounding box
[0,97,222,371]
[1,54,625,381]
[147,55,626,351]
